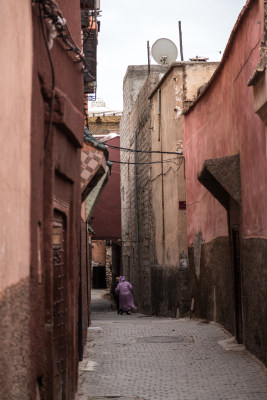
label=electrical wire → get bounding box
[149,160,183,182]
[105,142,183,156]
[37,0,96,81]
[110,157,181,165]
[37,0,97,149]
[39,1,55,150]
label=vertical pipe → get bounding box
[157,89,161,141]
[158,91,165,246]
[147,40,151,75]
[134,130,140,264]
[161,153,165,246]
[178,21,184,61]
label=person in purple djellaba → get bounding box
[115,276,136,315]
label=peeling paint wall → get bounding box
[120,62,217,317]
[150,63,218,267]
[150,66,186,266]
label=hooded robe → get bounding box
[115,276,136,312]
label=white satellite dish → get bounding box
[151,38,178,65]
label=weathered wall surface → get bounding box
[120,66,168,314]
[0,0,32,289]
[121,62,217,317]
[92,240,106,265]
[189,237,234,334]
[149,63,218,316]
[184,0,267,365]
[89,119,120,136]
[31,0,84,397]
[150,66,186,267]
[151,265,190,317]
[185,62,219,101]
[185,1,265,245]
[0,1,32,398]
[241,238,267,365]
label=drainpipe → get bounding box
[158,89,161,141]
[158,89,165,246]
[134,130,140,266]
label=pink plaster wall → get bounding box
[0,1,32,290]
[184,0,267,245]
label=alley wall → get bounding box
[120,65,168,314]
[184,0,267,365]
[120,62,218,317]
[0,1,32,398]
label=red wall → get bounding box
[184,0,267,246]
[31,1,83,398]
[91,136,121,239]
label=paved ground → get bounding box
[76,289,267,400]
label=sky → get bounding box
[95,0,246,111]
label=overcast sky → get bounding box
[95,0,246,111]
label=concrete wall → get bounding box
[150,66,186,267]
[184,0,267,365]
[149,63,218,316]
[0,1,32,398]
[120,63,217,317]
[120,66,168,314]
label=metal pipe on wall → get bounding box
[134,130,140,266]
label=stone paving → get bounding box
[76,290,267,400]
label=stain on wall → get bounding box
[0,279,31,399]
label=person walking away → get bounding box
[115,276,136,315]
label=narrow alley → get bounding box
[1,1,267,399]
[76,290,267,400]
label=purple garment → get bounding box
[115,276,136,312]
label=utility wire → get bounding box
[110,157,181,165]
[105,142,183,156]
[149,161,183,182]
[39,1,55,150]
[36,0,96,81]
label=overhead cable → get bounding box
[110,157,181,166]
[39,1,55,150]
[105,142,183,156]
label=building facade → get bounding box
[184,0,267,366]
[31,1,84,399]
[0,1,103,399]
[120,62,217,316]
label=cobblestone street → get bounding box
[76,290,267,400]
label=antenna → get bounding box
[151,38,178,65]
